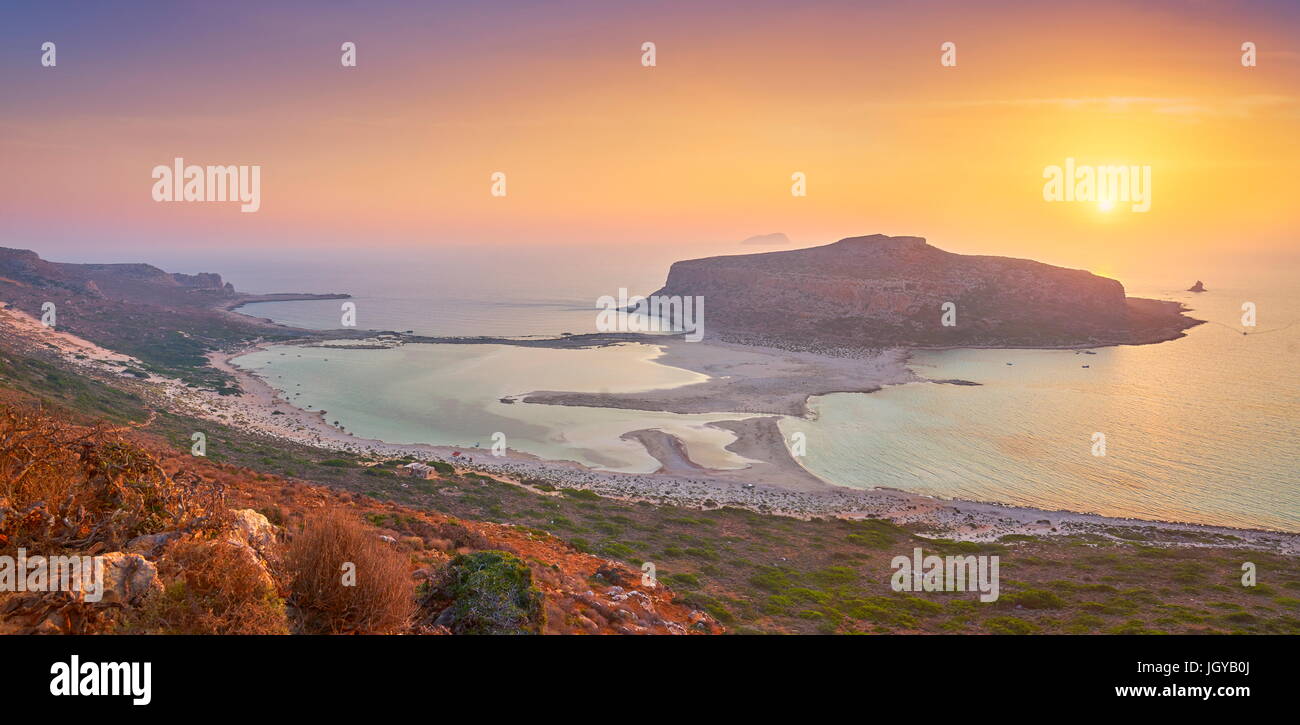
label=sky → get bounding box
[1,0,1297,281]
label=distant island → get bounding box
[650,234,1203,351]
[738,232,791,246]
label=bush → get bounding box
[286,509,415,634]
[561,488,601,501]
[0,405,227,551]
[127,537,289,635]
[1002,589,1066,610]
[429,460,455,475]
[985,616,1038,635]
[664,572,701,589]
[429,551,545,634]
[676,590,735,624]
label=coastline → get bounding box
[190,333,1297,552]
[5,297,1291,552]
[521,339,918,417]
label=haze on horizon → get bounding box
[1,0,1297,283]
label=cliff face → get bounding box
[651,234,1198,349]
[0,246,355,390]
[0,248,236,306]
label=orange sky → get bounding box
[2,0,1297,278]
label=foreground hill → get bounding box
[0,402,715,635]
[650,234,1201,350]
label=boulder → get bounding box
[228,509,277,555]
[79,552,161,606]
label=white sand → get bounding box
[5,308,1295,554]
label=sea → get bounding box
[204,244,1297,532]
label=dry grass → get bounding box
[0,404,227,552]
[125,537,290,635]
[286,508,415,634]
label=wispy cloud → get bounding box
[859,95,1299,119]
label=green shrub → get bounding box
[985,616,1038,635]
[435,551,545,635]
[1002,589,1066,610]
[318,458,355,468]
[429,460,455,475]
[561,488,601,501]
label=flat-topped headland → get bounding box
[649,234,1202,351]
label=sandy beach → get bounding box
[0,302,137,367]
[198,335,1298,553]
[6,298,1294,554]
[523,339,918,417]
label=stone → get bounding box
[228,509,277,555]
[80,552,161,606]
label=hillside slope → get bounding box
[0,403,716,635]
[0,247,345,389]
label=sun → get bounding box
[1097,198,1115,213]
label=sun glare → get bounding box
[1097,199,1115,213]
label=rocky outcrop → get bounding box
[0,246,238,308]
[228,509,277,556]
[650,234,1201,350]
[80,552,163,606]
[1188,280,1206,292]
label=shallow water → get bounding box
[233,342,756,474]
[787,283,1299,531]
[235,259,1298,532]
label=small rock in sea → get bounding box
[1188,280,1207,292]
